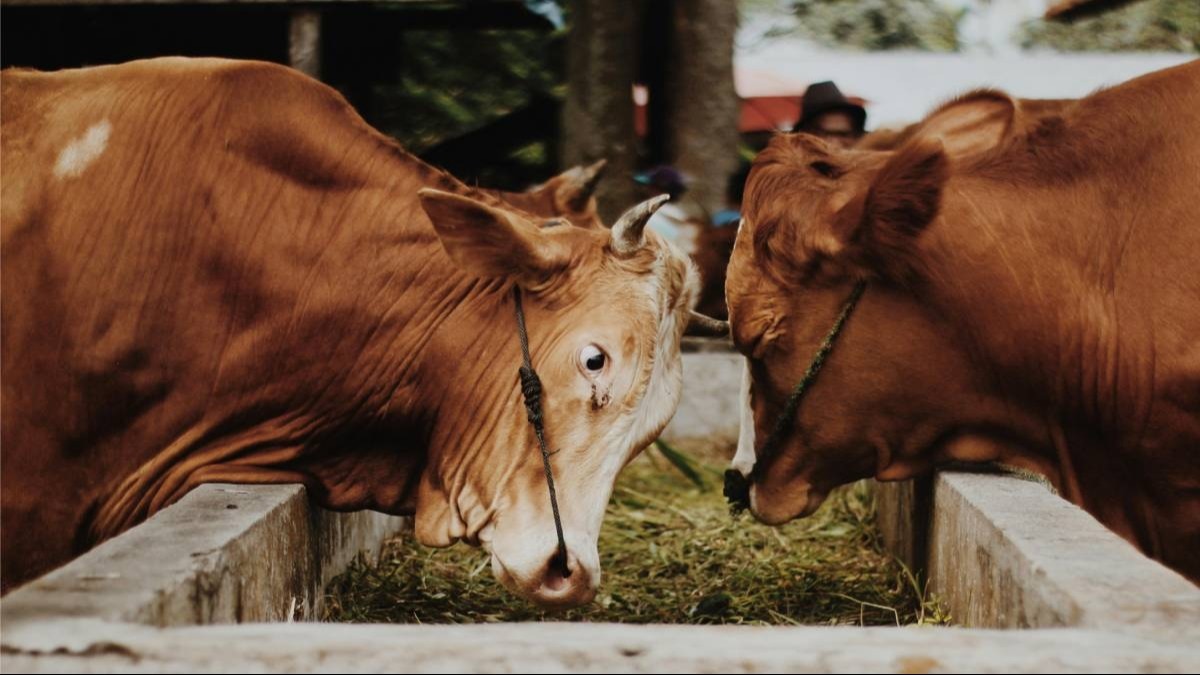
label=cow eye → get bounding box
[810,160,841,178]
[580,345,607,373]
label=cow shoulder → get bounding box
[202,59,386,192]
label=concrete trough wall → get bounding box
[873,473,1200,632]
[3,350,1199,672]
[1,484,408,627]
[927,472,1200,631]
[660,347,744,449]
[3,619,1198,673]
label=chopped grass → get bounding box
[323,441,948,626]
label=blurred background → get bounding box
[3,0,1195,222]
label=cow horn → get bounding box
[685,311,731,339]
[611,194,669,256]
[563,159,608,211]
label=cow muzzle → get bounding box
[490,542,599,609]
[723,469,752,513]
[738,475,826,526]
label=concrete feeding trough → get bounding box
[1,484,409,627]
[3,345,1199,672]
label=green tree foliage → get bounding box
[783,0,963,51]
[1020,0,1199,52]
[373,29,562,154]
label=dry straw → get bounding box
[324,441,948,626]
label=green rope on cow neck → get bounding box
[726,281,868,513]
[759,281,868,469]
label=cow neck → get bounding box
[369,168,563,532]
[920,177,1158,503]
[886,166,1181,564]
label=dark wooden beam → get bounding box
[1044,0,1144,22]
[420,94,560,188]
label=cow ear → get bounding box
[419,189,570,284]
[833,138,948,280]
[909,90,1016,158]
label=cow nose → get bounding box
[541,554,572,592]
[532,550,596,608]
[724,468,752,514]
[546,548,572,584]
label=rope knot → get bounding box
[518,365,544,427]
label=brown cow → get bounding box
[726,61,1200,581]
[1,58,711,605]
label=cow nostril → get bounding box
[544,567,568,592]
[723,469,751,514]
[551,548,572,579]
[542,553,574,593]
[534,551,598,607]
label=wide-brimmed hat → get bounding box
[795,81,867,133]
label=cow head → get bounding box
[727,92,1033,526]
[412,189,703,608]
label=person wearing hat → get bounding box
[792,81,867,148]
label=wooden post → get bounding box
[667,0,739,216]
[561,0,638,222]
[288,8,322,79]
[640,0,673,167]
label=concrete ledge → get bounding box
[0,484,407,627]
[660,351,743,448]
[928,471,1200,631]
[3,620,1199,673]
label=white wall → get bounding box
[736,48,1195,129]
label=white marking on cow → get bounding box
[54,120,111,179]
[731,360,757,477]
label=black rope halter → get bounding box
[512,286,572,578]
[725,281,868,513]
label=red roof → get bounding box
[739,96,799,133]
